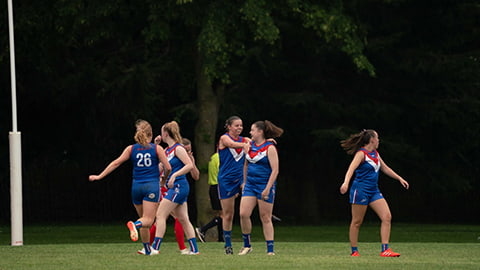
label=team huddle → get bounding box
[89,117,409,257]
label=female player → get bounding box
[217,116,250,254]
[340,129,409,257]
[151,121,199,255]
[238,120,283,255]
[148,137,199,255]
[89,119,171,255]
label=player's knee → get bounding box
[351,218,363,228]
[142,217,154,227]
[380,213,392,223]
[259,213,272,224]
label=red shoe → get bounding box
[351,251,360,257]
[380,248,400,257]
[126,221,138,242]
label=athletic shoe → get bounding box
[180,248,190,255]
[195,227,205,243]
[238,247,252,255]
[351,251,360,257]
[225,246,233,255]
[267,252,276,256]
[137,247,159,256]
[126,221,138,242]
[186,251,200,255]
[380,248,400,257]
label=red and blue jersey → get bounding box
[165,143,188,186]
[245,141,275,185]
[218,133,246,182]
[131,143,160,183]
[353,148,381,190]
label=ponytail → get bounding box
[253,120,284,139]
[162,121,183,144]
[134,119,153,146]
[340,129,376,155]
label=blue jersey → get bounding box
[165,143,188,186]
[131,143,160,183]
[245,141,275,185]
[353,148,381,190]
[243,141,276,203]
[218,133,246,182]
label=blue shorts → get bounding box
[218,177,242,200]
[242,180,276,204]
[131,180,161,205]
[162,180,190,204]
[349,183,384,205]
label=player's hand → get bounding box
[154,135,162,144]
[243,143,250,154]
[261,189,270,201]
[340,182,349,194]
[399,178,410,189]
[167,176,176,188]
[89,175,99,181]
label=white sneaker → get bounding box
[187,251,200,255]
[137,247,159,255]
[238,247,252,255]
[267,252,275,256]
[180,248,190,255]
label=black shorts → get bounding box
[209,184,222,210]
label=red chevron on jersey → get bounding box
[247,142,273,163]
[359,149,380,172]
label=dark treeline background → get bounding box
[0,0,479,225]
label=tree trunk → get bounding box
[193,51,223,226]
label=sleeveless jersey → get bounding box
[218,133,246,181]
[353,148,381,190]
[165,143,188,186]
[131,143,160,183]
[245,141,275,184]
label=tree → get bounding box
[142,0,375,225]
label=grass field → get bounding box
[0,223,479,269]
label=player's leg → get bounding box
[258,199,274,255]
[220,196,236,253]
[173,217,187,252]
[136,200,158,255]
[370,198,392,245]
[238,196,257,255]
[152,199,177,251]
[350,204,368,252]
[173,203,199,254]
[370,198,399,256]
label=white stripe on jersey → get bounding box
[229,148,245,162]
[365,155,380,172]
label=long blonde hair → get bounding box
[134,119,153,146]
[162,121,183,144]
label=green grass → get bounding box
[0,223,479,269]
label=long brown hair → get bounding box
[340,129,376,155]
[134,119,153,146]
[162,121,183,144]
[253,120,284,139]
